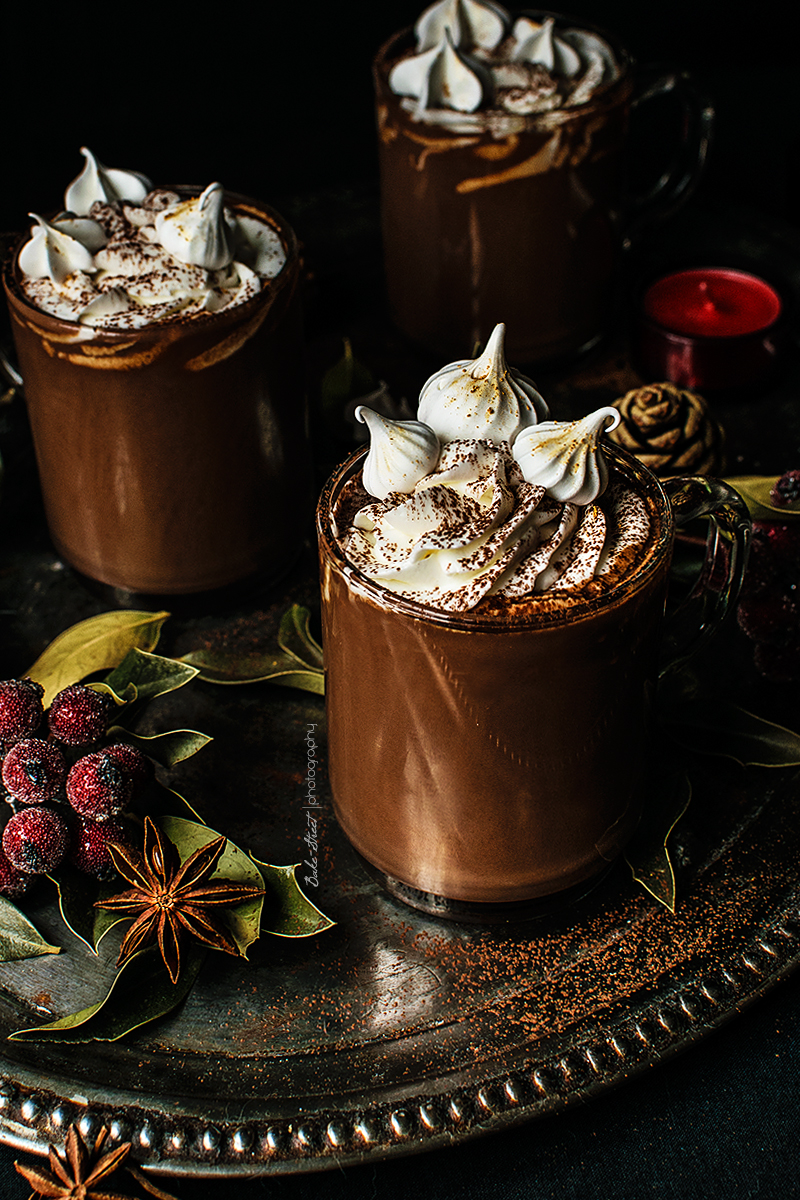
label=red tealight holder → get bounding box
[637,267,784,392]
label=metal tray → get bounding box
[0,534,799,1180]
[2,197,800,1180]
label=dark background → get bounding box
[2,1,797,239]
[3,2,800,1198]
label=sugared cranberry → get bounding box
[48,685,112,747]
[770,470,800,509]
[737,593,798,645]
[69,814,132,881]
[763,522,800,567]
[2,738,67,804]
[0,845,33,899]
[2,807,70,874]
[104,742,153,798]
[0,679,44,747]
[65,750,133,821]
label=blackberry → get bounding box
[2,807,70,874]
[0,679,44,747]
[2,738,67,804]
[770,469,800,509]
[48,684,112,747]
[105,742,153,798]
[65,750,134,821]
[69,814,132,881]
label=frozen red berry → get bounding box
[1,738,67,804]
[2,807,70,874]
[770,470,800,509]
[0,845,32,899]
[65,750,134,821]
[69,814,133,881]
[0,678,44,746]
[763,522,800,569]
[48,685,112,747]
[104,742,153,798]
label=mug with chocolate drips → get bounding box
[374,1,712,366]
[317,326,749,916]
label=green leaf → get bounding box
[665,700,800,767]
[9,945,205,1043]
[724,475,800,522]
[321,337,375,414]
[625,771,692,913]
[0,897,61,961]
[103,647,198,705]
[253,859,335,938]
[25,611,170,707]
[107,726,213,768]
[158,816,265,956]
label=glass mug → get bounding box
[3,192,310,600]
[374,11,713,366]
[317,444,749,917]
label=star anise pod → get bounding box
[14,1123,179,1199]
[95,817,264,984]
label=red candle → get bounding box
[638,267,784,392]
[643,268,782,338]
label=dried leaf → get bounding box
[179,605,325,693]
[277,605,324,669]
[25,612,170,707]
[253,859,336,938]
[625,771,692,913]
[107,726,212,768]
[0,896,61,961]
[50,866,101,952]
[9,944,205,1042]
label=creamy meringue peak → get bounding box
[64,147,152,216]
[389,29,489,113]
[512,407,621,504]
[18,214,98,286]
[509,16,582,77]
[417,322,549,444]
[15,156,287,328]
[154,183,238,270]
[356,407,441,500]
[415,0,508,52]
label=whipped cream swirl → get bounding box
[15,152,287,329]
[338,333,649,613]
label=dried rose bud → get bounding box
[608,382,725,478]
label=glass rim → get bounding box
[316,441,674,633]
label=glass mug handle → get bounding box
[623,67,715,245]
[659,476,751,676]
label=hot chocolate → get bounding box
[4,149,309,597]
[319,327,672,910]
[375,2,708,366]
